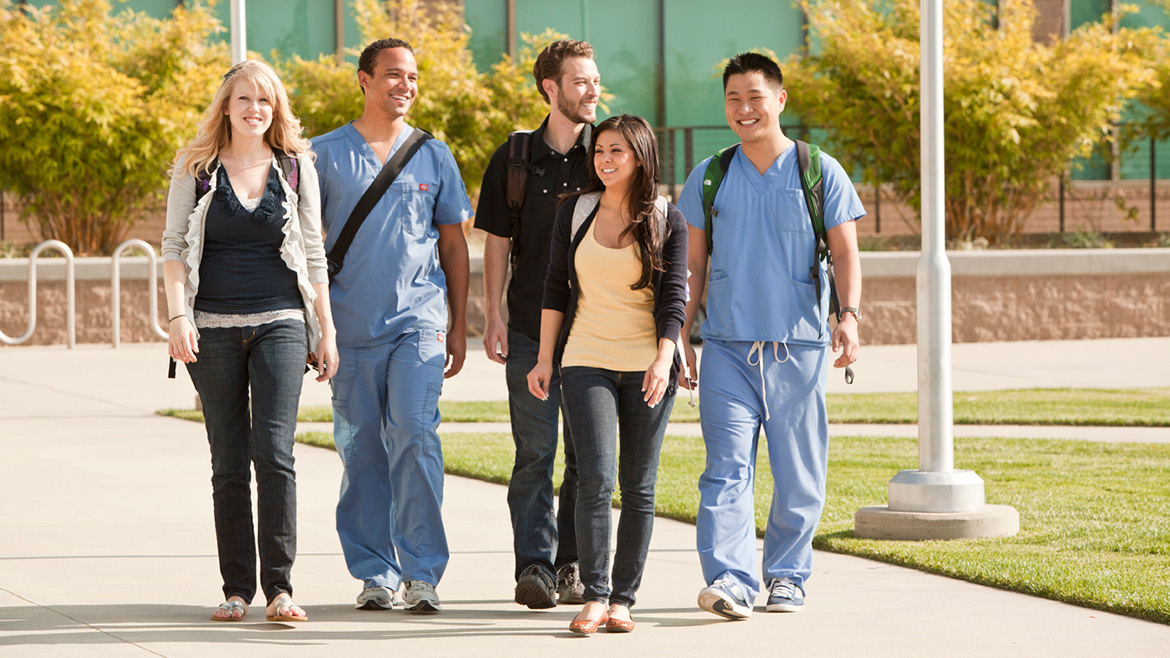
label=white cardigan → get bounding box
[161,152,329,352]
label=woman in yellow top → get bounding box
[527,114,688,634]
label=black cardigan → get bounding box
[541,194,689,394]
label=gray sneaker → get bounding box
[556,562,585,604]
[515,564,557,609]
[403,580,441,614]
[355,586,396,610]
[765,577,805,613]
[698,577,753,620]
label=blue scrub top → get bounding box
[678,143,865,346]
[313,123,472,348]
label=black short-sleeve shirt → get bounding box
[474,117,593,340]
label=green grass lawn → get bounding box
[296,430,1170,625]
[158,387,1170,426]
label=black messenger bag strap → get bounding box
[326,128,433,279]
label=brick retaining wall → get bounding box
[3,250,1167,348]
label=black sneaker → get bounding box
[556,562,585,605]
[515,564,557,609]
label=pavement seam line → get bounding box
[0,585,168,657]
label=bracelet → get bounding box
[168,314,186,323]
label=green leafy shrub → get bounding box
[276,0,560,201]
[784,0,1156,245]
[0,0,227,254]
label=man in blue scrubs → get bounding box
[313,38,472,614]
[677,52,864,619]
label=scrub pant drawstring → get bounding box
[747,341,790,421]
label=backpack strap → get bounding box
[571,191,602,241]
[194,159,218,205]
[795,140,833,313]
[505,130,544,265]
[795,140,851,383]
[701,144,738,254]
[194,151,301,204]
[274,150,299,194]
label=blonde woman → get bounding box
[162,60,336,623]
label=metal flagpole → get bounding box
[854,0,1017,539]
[230,0,246,65]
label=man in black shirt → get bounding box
[474,39,599,609]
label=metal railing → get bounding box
[0,240,76,347]
[654,125,1167,235]
[111,239,167,347]
[1,239,167,348]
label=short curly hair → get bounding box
[532,39,595,104]
[359,38,414,78]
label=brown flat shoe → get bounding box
[605,615,635,633]
[568,613,608,635]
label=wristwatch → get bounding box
[838,306,862,323]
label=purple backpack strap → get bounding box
[194,159,217,204]
[276,151,298,192]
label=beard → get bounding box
[556,89,594,125]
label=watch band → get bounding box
[838,306,862,322]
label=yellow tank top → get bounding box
[562,220,659,371]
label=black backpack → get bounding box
[503,130,544,265]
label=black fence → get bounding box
[654,125,1166,235]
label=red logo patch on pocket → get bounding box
[436,331,445,343]
[419,183,429,191]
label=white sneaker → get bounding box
[403,580,441,614]
[355,586,396,610]
[698,577,753,620]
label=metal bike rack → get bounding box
[111,239,167,347]
[0,240,76,347]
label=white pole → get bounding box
[918,0,952,473]
[230,0,246,65]
[886,0,984,513]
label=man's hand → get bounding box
[831,314,859,369]
[445,328,467,378]
[482,315,508,365]
[679,342,699,390]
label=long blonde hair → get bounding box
[174,60,311,179]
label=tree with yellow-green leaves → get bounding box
[0,0,226,255]
[276,0,561,202]
[783,0,1157,244]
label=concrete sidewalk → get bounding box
[1,338,1169,656]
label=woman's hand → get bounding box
[527,359,553,400]
[312,331,340,383]
[168,316,199,363]
[642,354,673,408]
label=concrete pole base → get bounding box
[854,504,1020,541]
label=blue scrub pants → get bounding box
[331,329,449,589]
[696,338,829,600]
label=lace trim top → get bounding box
[214,165,283,225]
[194,309,305,330]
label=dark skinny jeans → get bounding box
[560,365,674,608]
[186,318,306,604]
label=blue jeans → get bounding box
[331,329,449,589]
[503,329,578,581]
[185,318,307,604]
[560,365,674,607]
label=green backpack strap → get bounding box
[701,144,739,254]
[796,140,851,383]
[795,140,824,247]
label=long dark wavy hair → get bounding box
[567,114,669,290]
